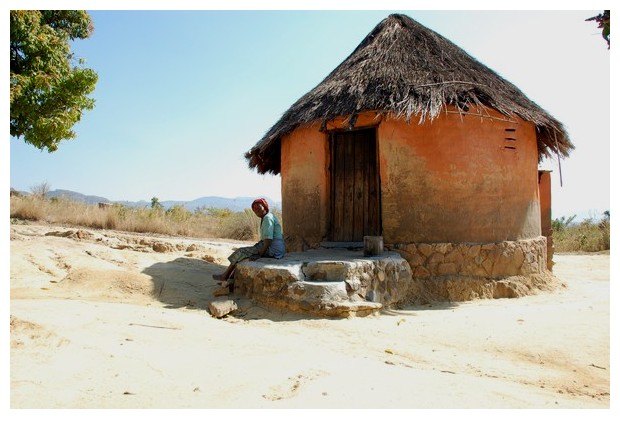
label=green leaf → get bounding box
[10,10,98,152]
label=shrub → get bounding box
[203,207,233,218]
[551,215,577,233]
[166,205,191,223]
[553,213,610,252]
[219,209,260,241]
[10,195,45,221]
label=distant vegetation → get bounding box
[10,193,610,253]
[10,193,271,242]
[552,211,610,253]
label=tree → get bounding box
[30,181,51,199]
[10,10,98,152]
[151,197,163,210]
[586,10,610,49]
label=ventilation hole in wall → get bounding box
[505,137,517,141]
[505,128,516,132]
[504,146,517,150]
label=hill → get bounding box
[22,189,281,212]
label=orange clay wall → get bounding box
[538,170,553,269]
[280,126,331,250]
[280,108,542,251]
[379,109,541,243]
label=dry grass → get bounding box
[9,195,276,242]
[553,214,610,253]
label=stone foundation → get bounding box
[403,271,563,304]
[231,237,564,317]
[233,249,413,317]
[391,236,563,303]
[392,236,548,278]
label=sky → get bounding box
[5,3,612,221]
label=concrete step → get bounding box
[302,261,349,282]
[234,249,412,318]
[285,280,383,317]
[288,280,349,301]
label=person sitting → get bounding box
[212,197,285,284]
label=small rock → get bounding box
[152,242,172,253]
[209,300,238,318]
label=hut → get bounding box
[245,14,572,301]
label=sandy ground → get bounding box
[6,223,612,417]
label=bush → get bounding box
[218,209,261,241]
[553,212,610,252]
[10,195,45,221]
[551,215,577,233]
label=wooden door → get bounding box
[330,128,381,242]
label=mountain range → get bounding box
[32,189,281,212]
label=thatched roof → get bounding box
[246,13,573,175]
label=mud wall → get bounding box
[379,108,542,244]
[538,170,554,270]
[280,108,542,252]
[280,126,330,251]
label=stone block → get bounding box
[468,244,481,257]
[407,253,425,267]
[303,261,348,281]
[417,243,433,257]
[482,257,494,276]
[414,266,431,278]
[437,262,457,276]
[444,249,464,266]
[513,246,525,271]
[209,300,238,318]
[436,243,452,254]
[288,281,349,302]
[427,252,445,265]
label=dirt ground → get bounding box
[6,223,612,418]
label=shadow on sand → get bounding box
[142,257,461,322]
[141,257,324,321]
